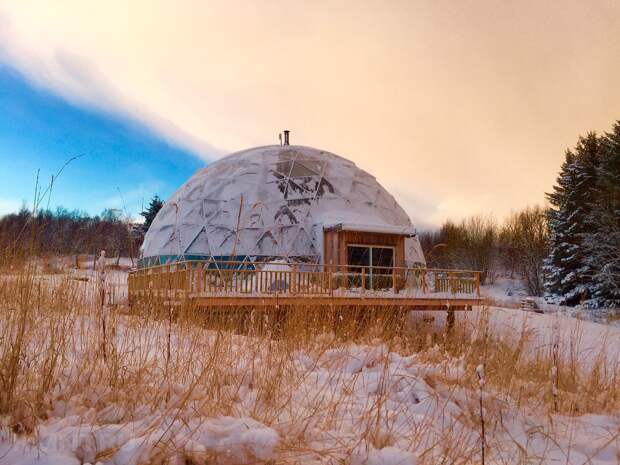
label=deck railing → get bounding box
[128,260,481,302]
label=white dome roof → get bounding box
[141,145,423,266]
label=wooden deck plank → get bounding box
[130,291,483,309]
[190,296,484,308]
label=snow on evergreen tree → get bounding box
[544,133,600,305]
[585,122,620,308]
[544,150,577,303]
[140,195,164,233]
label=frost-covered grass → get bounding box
[0,260,619,464]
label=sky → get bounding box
[0,0,619,228]
[0,65,203,218]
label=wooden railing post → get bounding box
[185,263,191,298]
[392,266,396,294]
[167,264,172,298]
[361,267,366,295]
[197,262,203,293]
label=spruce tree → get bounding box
[140,195,164,233]
[544,150,578,302]
[544,133,600,305]
[585,122,620,308]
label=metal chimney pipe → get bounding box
[283,130,290,145]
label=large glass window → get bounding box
[346,245,394,289]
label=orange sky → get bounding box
[1,0,619,227]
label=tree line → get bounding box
[0,195,163,268]
[0,207,142,264]
[419,206,548,297]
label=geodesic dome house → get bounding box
[139,142,425,270]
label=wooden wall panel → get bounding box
[323,230,340,266]
[322,230,406,268]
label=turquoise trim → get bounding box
[137,254,318,269]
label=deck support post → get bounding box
[446,308,455,333]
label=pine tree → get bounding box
[140,196,164,233]
[544,133,600,305]
[585,122,620,308]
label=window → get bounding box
[346,245,394,290]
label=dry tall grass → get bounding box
[0,255,619,464]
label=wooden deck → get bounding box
[128,260,484,310]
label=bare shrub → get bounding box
[498,206,548,296]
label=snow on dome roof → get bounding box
[140,145,424,267]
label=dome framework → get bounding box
[140,144,424,268]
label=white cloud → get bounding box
[97,182,162,221]
[1,1,619,226]
[0,197,23,217]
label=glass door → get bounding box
[346,246,370,288]
[371,246,394,290]
[346,245,394,290]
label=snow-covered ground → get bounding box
[0,305,618,464]
[1,266,619,464]
[482,276,620,328]
[1,332,619,464]
[425,306,620,371]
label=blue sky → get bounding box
[0,64,205,219]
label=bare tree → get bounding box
[419,215,497,284]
